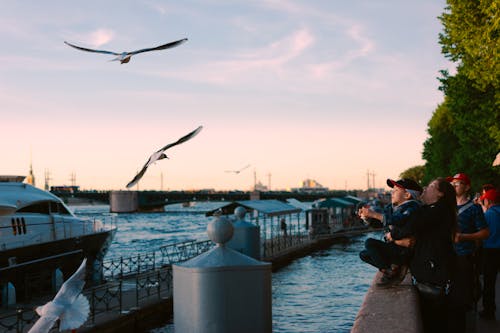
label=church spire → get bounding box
[26,150,35,186]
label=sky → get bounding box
[1,0,454,192]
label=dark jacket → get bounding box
[407,200,457,286]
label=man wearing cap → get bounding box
[479,188,500,320]
[447,173,489,327]
[358,178,422,286]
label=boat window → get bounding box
[50,202,71,215]
[17,202,50,214]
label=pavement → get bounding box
[475,273,500,333]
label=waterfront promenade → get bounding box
[2,228,499,332]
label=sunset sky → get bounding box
[1,0,454,191]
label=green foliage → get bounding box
[439,0,500,92]
[399,166,425,185]
[422,101,459,184]
[422,1,500,191]
[423,71,500,190]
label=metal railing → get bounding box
[96,239,214,280]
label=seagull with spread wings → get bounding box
[64,38,188,64]
[126,126,203,188]
[225,164,251,174]
[28,259,89,333]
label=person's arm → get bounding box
[455,205,490,242]
[393,237,416,248]
[358,207,383,221]
[454,228,489,243]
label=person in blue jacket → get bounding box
[358,178,422,286]
[446,173,489,332]
[478,188,500,320]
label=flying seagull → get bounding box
[64,38,188,64]
[225,164,251,174]
[28,259,89,333]
[126,126,203,188]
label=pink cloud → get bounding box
[86,28,115,47]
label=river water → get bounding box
[71,202,379,333]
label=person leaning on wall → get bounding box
[401,178,458,333]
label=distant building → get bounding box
[254,181,268,192]
[291,178,329,193]
[25,162,35,186]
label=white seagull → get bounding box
[28,259,89,333]
[126,126,203,188]
[64,38,188,64]
[225,164,251,174]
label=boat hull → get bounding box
[0,228,115,302]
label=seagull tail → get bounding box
[59,294,90,331]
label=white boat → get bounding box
[0,177,116,304]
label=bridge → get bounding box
[53,189,360,205]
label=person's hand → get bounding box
[394,237,415,248]
[384,232,393,242]
[454,233,462,243]
[358,206,372,220]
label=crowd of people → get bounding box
[358,173,499,333]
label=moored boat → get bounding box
[0,177,116,304]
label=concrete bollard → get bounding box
[173,215,272,333]
[226,206,261,260]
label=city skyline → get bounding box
[1,1,454,191]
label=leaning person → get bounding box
[478,188,500,320]
[358,178,422,286]
[406,178,457,333]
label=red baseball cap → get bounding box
[446,173,471,186]
[480,189,498,202]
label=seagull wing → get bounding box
[59,294,90,331]
[64,41,119,55]
[238,164,251,172]
[126,163,149,189]
[27,315,58,333]
[125,126,202,188]
[128,38,188,56]
[53,258,87,304]
[156,125,203,153]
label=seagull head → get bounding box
[158,153,169,160]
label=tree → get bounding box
[439,0,500,92]
[399,165,425,185]
[422,99,458,184]
[422,1,500,191]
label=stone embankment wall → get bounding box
[351,272,422,333]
